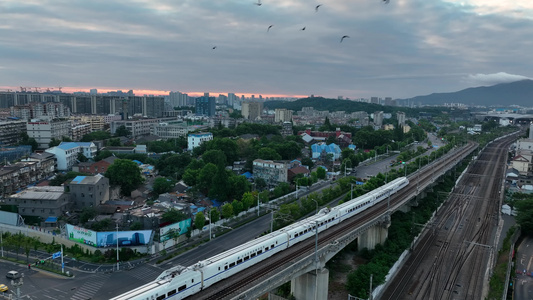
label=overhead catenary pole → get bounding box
[116,222,119,271]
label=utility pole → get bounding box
[61,244,64,274]
[369,274,373,300]
[1,230,3,257]
[116,223,119,271]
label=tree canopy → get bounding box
[105,159,144,196]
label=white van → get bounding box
[6,270,20,279]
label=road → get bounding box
[515,236,533,300]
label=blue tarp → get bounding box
[242,172,253,179]
[45,217,57,223]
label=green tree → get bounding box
[210,208,220,223]
[152,177,174,195]
[254,177,267,191]
[232,199,243,215]
[198,163,218,192]
[95,150,114,161]
[80,207,98,224]
[130,221,143,230]
[257,147,282,160]
[81,131,112,142]
[515,198,533,233]
[161,208,188,223]
[105,159,144,196]
[316,166,327,179]
[202,149,227,168]
[49,138,61,147]
[242,192,255,211]
[195,212,206,230]
[19,133,38,151]
[221,203,234,219]
[115,125,130,137]
[301,157,314,169]
[77,152,88,162]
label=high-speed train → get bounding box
[111,177,409,300]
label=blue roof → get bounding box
[45,217,57,223]
[57,142,79,150]
[211,199,222,207]
[71,176,86,184]
[348,145,356,150]
[132,160,142,165]
[242,172,253,179]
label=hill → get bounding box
[400,79,533,107]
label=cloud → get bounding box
[465,72,532,86]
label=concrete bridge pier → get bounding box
[358,218,390,250]
[291,267,329,300]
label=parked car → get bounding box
[0,284,8,292]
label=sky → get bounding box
[1,0,533,99]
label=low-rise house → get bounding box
[6,186,70,225]
[74,156,118,175]
[68,175,110,211]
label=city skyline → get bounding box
[1,0,532,99]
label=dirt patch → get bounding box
[328,251,367,300]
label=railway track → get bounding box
[380,135,516,300]
[188,142,480,300]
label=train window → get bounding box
[192,279,194,283]
[219,267,221,270]
[271,244,274,248]
[225,266,228,270]
[258,250,263,255]
[157,295,165,300]
[178,285,186,292]
[168,290,176,296]
[229,262,235,268]
[237,259,243,264]
[244,256,249,261]
[295,233,299,237]
[251,253,256,258]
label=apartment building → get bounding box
[27,119,71,149]
[187,132,213,151]
[252,159,289,185]
[110,117,176,139]
[0,120,27,146]
[45,142,97,170]
[152,121,189,139]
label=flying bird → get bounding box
[212,46,217,50]
[267,25,273,32]
[300,27,306,31]
[254,0,262,6]
[315,4,322,12]
[382,0,390,3]
[340,35,350,43]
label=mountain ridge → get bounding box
[399,79,533,106]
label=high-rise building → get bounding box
[228,93,236,107]
[397,112,406,126]
[242,101,263,120]
[370,97,379,104]
[90,89,98,95]
[195,96,216,116]
[373,111,384,128]
[274,108,293,123]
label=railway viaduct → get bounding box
[200,142,480,300]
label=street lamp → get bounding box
[310,198,319,214]
[257,192,260,217]
[209,207,213,241]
